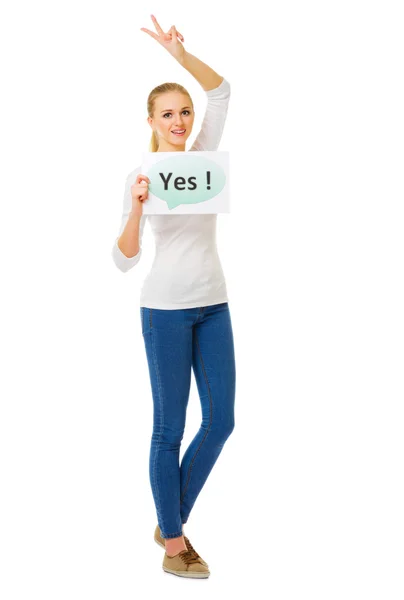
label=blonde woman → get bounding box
[112,15,235,579]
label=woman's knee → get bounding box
[212,417,235,441]
[151,423,185,450]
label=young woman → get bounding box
[112,15,236,579]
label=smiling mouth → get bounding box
[171,129,186,135]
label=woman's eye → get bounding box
[163,110,190,118]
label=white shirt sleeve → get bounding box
[189,77,231,152]
[111,170,147,272]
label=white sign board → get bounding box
[140,150,230,214]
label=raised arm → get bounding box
[111,168,147,272]
[140,16,231,151]
[189,76,231,152]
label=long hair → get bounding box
[147,83,193,152]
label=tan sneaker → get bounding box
[163,549,210,578]
[154,524,209,567]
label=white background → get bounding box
[1,1,403,598]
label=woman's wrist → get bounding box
[176,49,189,67]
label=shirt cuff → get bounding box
[205,77,230,97]
[111,238,141,272]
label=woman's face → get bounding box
[148,91,194,150]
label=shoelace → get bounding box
[184,536,202,561]
[178,549,202,565]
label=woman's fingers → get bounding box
[170,24,184,41]
[139,26,174,43]
[135,174,150,184]
[140,27,159,41]
[140,16,184,44]
[150,14,165,36]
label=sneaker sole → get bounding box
[163,566,210,578]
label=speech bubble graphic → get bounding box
[147,154,226,210]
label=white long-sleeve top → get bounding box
[111,77,231,309]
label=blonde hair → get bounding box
[147,83,193,152]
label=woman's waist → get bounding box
[152,249,222,270]
[140,265,227,303]
[145,256,225,285]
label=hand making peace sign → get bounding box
[140,14,186,63]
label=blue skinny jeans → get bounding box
[140,302,236,539]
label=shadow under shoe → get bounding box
[154,524,209,567]
[163,549,210,578]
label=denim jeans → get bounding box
[140,302,236,539]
